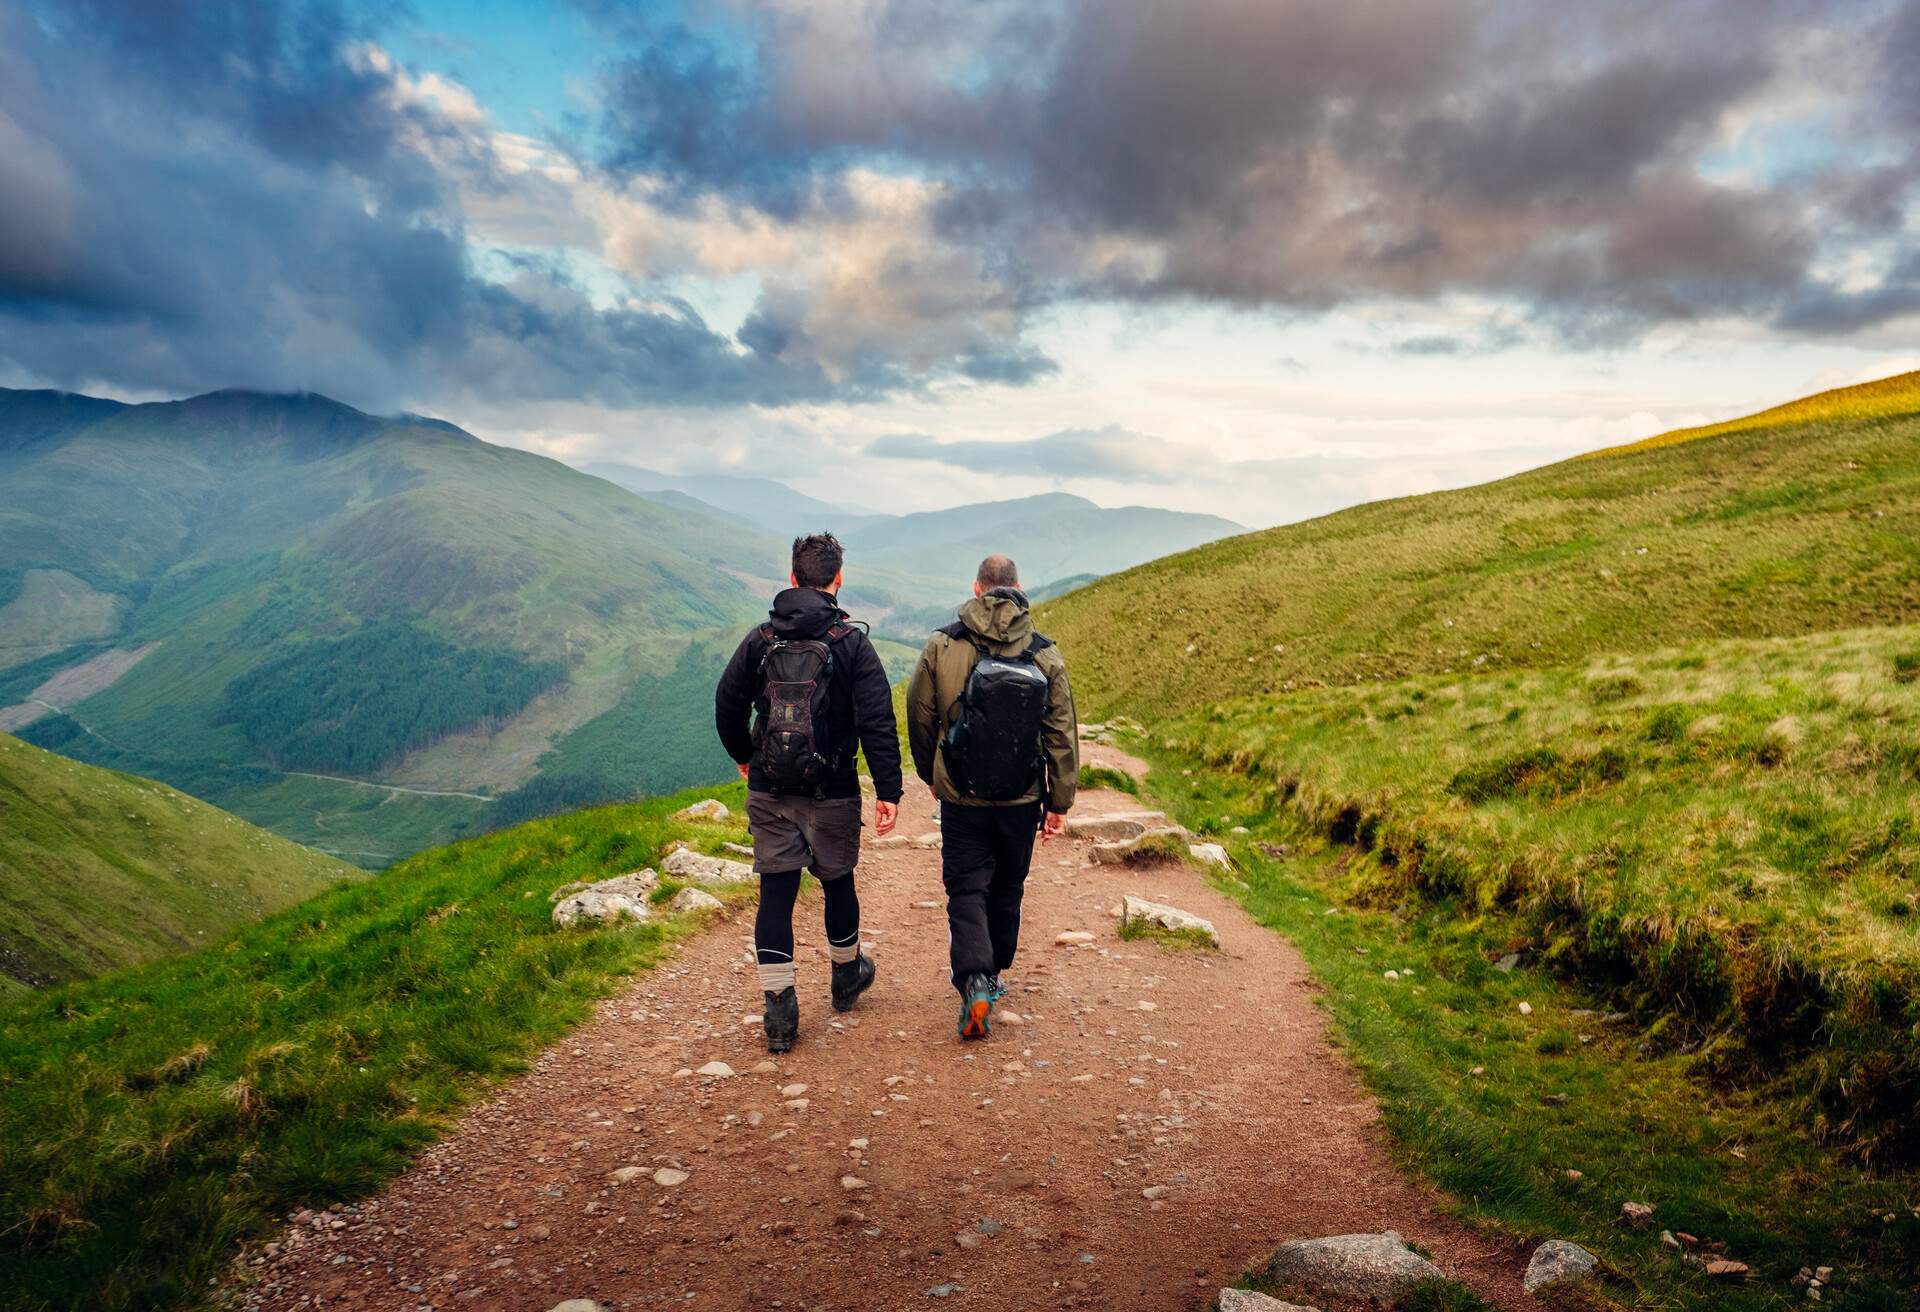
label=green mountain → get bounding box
[1042,370,1920,1159]
[0,732,362,992]
[0,388,787,861]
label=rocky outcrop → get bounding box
[1121,894,1219,946]
[1265,1231,1444,1303]
[661,846,754,885]
[1065,810,1179,842]
[551,870,659,926]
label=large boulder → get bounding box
[1524,1240,1598,1294]
[1265,1231,1444,1304]
[662,846,755,886]
[552,870,659,927]
[1121,894,1220,946]
[1218,1292,1318,1312]
[674,798,730,822]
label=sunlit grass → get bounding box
[0,781,750,1312]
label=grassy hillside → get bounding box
[1038,373,1920,1291]
[1043,371,1920,719]
[0,734,363,990]
[0,781,753,1312]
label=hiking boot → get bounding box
[763,987,799,1053]
[957,972,998,1041]
[985,973,1009,1002]
[830,953,876,1012]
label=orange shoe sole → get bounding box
[960,998,992,1040]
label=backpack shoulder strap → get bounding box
[1026,632,1053,654]
[936,620,970,641]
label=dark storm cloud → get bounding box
[0,0,845,408]
[595,0,1920,342]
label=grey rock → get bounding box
[670,887,725,914]
[552,871,659,926]
[662,846,754,886]
[1494,952,1522,972]
[674,798,730,822]
[1065,811,1177,842]
[548,1302,610,1312]
[1189,841,1232,869]
[1265,1231,1444,1303]
[1524,1239,1598,1294]
[1121,894,1220,946]
[1219,1292,1319,1312]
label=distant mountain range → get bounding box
[580,459,1240,611]
[0,388,1242,862]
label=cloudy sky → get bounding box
[2,0,1917,527]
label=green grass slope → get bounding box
[0,734,363,990]
[0,780,754,1312]
[1042,371,1920,719]
[0,387,785,857]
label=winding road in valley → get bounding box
[245,744,1526,1311]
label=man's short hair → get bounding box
[792,533,844,589]
[976,554,1020,588]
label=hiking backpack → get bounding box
[752,625,845,796]
[940,631,1052,802]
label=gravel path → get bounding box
[246,745,1526,1311]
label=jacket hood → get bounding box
[769,586,846,639]
[957,587,1033,654]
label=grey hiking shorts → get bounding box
[746,791,862,879]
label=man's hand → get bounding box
[875,800,898,836]
[737,762,750,779]
[1040,810,1066,842]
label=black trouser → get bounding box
[940,800,1042,990]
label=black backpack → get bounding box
[940,630,1052,802]
[753,624,846,796]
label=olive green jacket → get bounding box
[905,589,1078,811]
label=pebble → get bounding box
[1056,931,1096,946]
[607,1167,647,1184]
[841,1175,870,1190]
[751,1059,779,1074]
[781,1083,809,1098]
[654,1168,690,1187]
[1141,1185,1169,1200]
[1517,1001,1533,1016]
[696,1061,735,1078]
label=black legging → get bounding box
[755,871,860,970]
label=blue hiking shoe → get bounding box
[957,972,997,1040]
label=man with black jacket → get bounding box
[714,533,903,1052]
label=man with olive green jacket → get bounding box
[905,554,1077,1039]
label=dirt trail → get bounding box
[248,744,1525,1312]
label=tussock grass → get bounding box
[0,782,750,1312]
[1159,624,1920,1158]
[1078,762,1139,794]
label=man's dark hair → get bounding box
[792,533,844,589]
[976,554,1020,588]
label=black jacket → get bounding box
[715,587,904,802]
